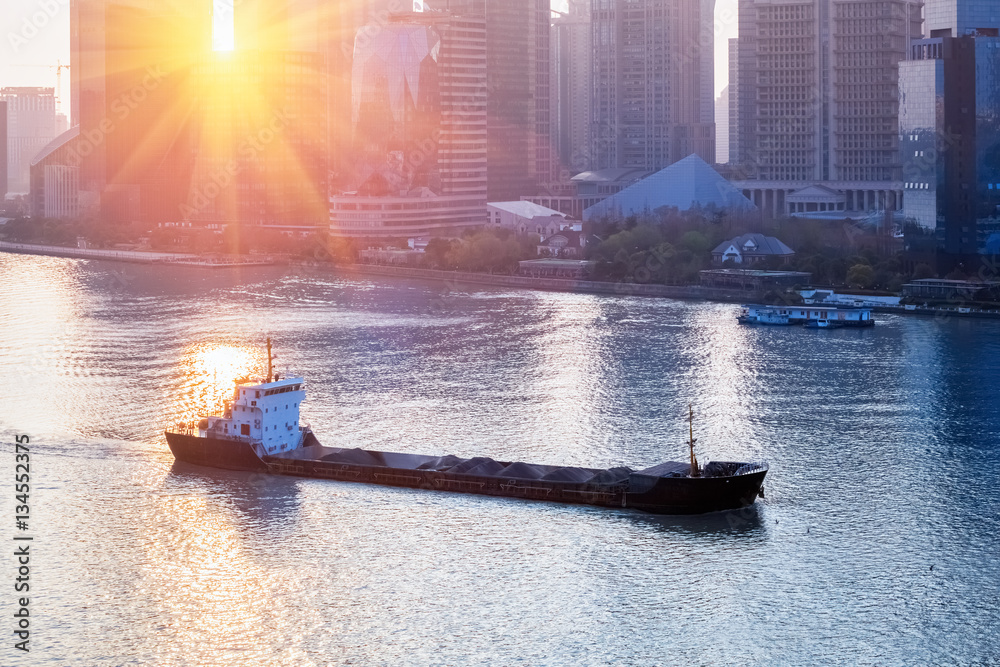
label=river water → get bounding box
[1,254,998,666]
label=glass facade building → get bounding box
[330,11,488,236]
[926,0,1000,37]
[71,0,213,222]
[427,0,552,199]
[351,23,443,195]
[899,21,1000,260]
[899,54,945,233]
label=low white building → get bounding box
[487,201,572,237]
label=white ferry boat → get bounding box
[738,304,874,327]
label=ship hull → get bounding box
[164,432,766,515]
[165,431,269,472]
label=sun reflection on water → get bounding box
[136,480,316,663]
[175,343,261,422]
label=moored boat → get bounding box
[804,319,844,329]
[738,303,874,327]
[164,341,768,515]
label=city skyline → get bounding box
[0,0,744,116]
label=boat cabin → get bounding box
[200,376,306,455]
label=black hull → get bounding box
[164,432,766,515]
[165,431,269,472]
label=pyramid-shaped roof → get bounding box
[711,233,795,257]
[583,154,756,221]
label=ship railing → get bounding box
[733,461,768,475]
[168,420,198,435]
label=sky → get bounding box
[1,0,71,114]
[0,0,738,122]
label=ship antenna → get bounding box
[266,337,273,383]
[688,404,700,477]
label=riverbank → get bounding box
[6,241,1000,320]
[340,263,1000,320]
[0,241,277,267]
[336,263,759,302]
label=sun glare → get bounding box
[213,3,235,51]
[196,345,256,388]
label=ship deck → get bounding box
[269,443,636,484]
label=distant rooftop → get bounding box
[570,167,653,184]
[488,201,568,218]
[30,126,79,167]
[701,269,811,278]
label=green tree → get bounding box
[423,238,457,269]
[679,230,711,255]
[846,263,875,289]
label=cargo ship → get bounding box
[165,341,767,515]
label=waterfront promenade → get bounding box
[5,241,1000,319]
[0,241,275,267]
[341,263,1000,320]
[337,263,754,301]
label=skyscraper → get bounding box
[328,10,488,236]
[899,0,1000,262]
[179,0,329,227]
[925,0,999,36]
[182,49,329,227]
[551,0,592,174]
[728,37,740,165]
[716,85,730,164]
[426,0,552,199]
[0,87,56,194]
[71,0,212,221]
[733,0,922,217]
[590,0,715,172]
[71,0,329,226]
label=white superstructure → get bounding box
[199,376,306,456]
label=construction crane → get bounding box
[52,60,69,112]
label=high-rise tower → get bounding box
[551,0,592,174]
[590,0,716,172]
[426,0,552,199]
[70,0,212,222]
[733,0,922,217]
[0,88,56,194]
[899,0,1000,262]
[328,10,488,236]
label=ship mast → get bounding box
[266,337,274,383]
[688,404,700,477]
